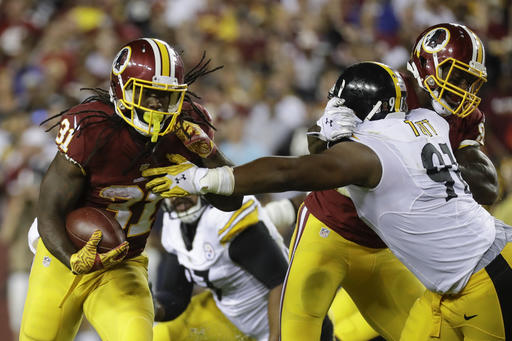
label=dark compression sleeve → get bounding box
[154,252,193,321]
[228,221,288,289]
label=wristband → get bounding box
[199,166,235,195]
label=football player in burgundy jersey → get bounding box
[19,38,242,341]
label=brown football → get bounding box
[65,207,125,253]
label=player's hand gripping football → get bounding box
[143,154,209,197]
[175,120,217,158]
[310,97,361,143]
[69,230,129,275]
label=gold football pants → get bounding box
[153,290,253,341]
[400,243,512,341]
[280,205,425,341]
[20,239,154,341]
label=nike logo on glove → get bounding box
[463,314,477,320]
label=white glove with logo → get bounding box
[143,154,235,197]
[143,154,208,197]
[314,97,361,142]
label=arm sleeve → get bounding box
[154,252,193,321]
[228,222,288,289]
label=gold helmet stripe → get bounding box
[371,62,402,112]
[154,39,171,77]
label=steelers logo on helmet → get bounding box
[328,61,407,122]
[109,38,188,142]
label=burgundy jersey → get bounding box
[304,105,485,249]
[444,107,485,149]
[55,100,214,258]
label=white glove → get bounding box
[314,97,361,142]
[143,154,208,197]
[142,154,235,197]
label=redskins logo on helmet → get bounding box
[328,61,407,122]
[407,23,487,118]
[422,28,449,53]
[110,38,188,142]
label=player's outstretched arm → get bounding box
[231,141,381,195]
[143,141,381,197]
[454,146,498,205]
[37,152,87,268]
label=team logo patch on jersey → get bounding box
[319,227,330,238]
[42,256,51,267]
[203,242,215,260]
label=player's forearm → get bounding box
[455,147,498,205]
[307,125,328,154]
[37,153,86,268]
[267,284,283,341]
[202,148,243,210]
[459,162,499,205]
[37,209,76,269]
[232,155,332,195]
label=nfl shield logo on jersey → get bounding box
[42,256,51,267]
[203,242,215,260]
[319,227,330,238]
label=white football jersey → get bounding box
[347,108,496,294]
[161,195,288,341]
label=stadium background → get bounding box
[0,0,511,340]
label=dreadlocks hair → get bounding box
[40,87,125,168]
[40,88,118,133]
[180,51,223,132]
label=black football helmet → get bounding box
[328,62,407,121]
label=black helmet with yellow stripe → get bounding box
[328,61,408,121]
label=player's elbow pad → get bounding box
[154,291,190,321]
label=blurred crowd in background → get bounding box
[0,0,511,340]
